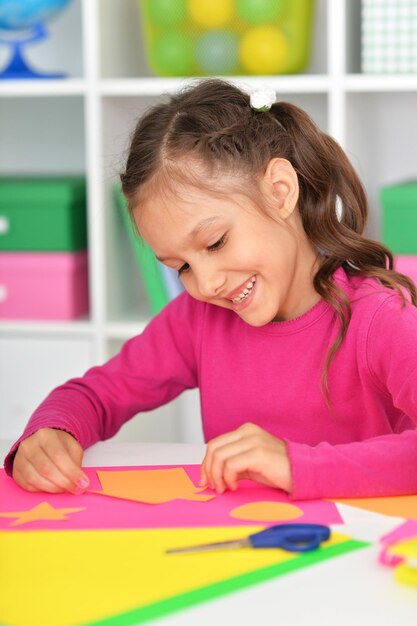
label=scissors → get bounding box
[166,523,330,555]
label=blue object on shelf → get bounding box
[0,0,72,79]
[158,263,185,300]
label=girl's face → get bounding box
[136,163,319,326]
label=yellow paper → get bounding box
[388,536,417,561]
[0,526,349,626]
[388,537,417,588]
[92,467,214,504]
[394,563,417,587]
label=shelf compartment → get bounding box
[0,0,84,80]
[0,334,93,440]
[99,0,328,79]
[345,92,417,241]
[0,97,85,174]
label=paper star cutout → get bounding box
[0,501,86,526]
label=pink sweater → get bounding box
[4,268,417,499]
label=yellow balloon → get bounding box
[240,25,289,74]
[188,0,234,29]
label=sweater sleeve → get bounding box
[286,294,417,500]
[3,293,202,476]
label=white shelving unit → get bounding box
[1,0,416,446]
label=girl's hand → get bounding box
[199,423,292,494]
[12,428,90,495]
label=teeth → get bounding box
[232,276,256,304]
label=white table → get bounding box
[3,440,416,625]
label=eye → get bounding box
[178,263,190,276]
[177,234,227,277]
[207,234,227,252]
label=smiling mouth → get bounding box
[232,276,256,304]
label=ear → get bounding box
[263,158,299,220]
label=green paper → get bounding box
[115,185,169,314]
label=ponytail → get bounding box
[270,101,416,402]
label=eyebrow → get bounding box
[187,216,222,240]
[155,216,222,263]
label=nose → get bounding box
[195,266,226,299]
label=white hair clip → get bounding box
[250,88,276,112]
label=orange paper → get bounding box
[331,494,417,521]
[91,467,215,504]
[0,502,85,526]
[230,501,303,522]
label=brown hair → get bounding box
[121,79,416,401]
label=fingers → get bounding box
[200,428,244,490]
[222,449,259,492]
[201,423,260,493]
[200,423,292,494]
[13,457,70,494]
[209,441,253,494]
[12,428,89,494]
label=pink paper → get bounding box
[0,465,343,532]
[378,520,417,567]
[380,519,417,546]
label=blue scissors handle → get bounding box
[248,523,330,552]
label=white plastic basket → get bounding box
[361,0,417,73]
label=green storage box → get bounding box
[380,181,417,254]
[139,0,315,77]
[0,176,87,252]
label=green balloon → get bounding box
[152,32,195,76]
[145,0,187,27]
[236,0,287,25]
[196,30,238,75]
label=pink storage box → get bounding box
[395,256,417,287]
[0,251,89,320]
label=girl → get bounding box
[5,79,417,500]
